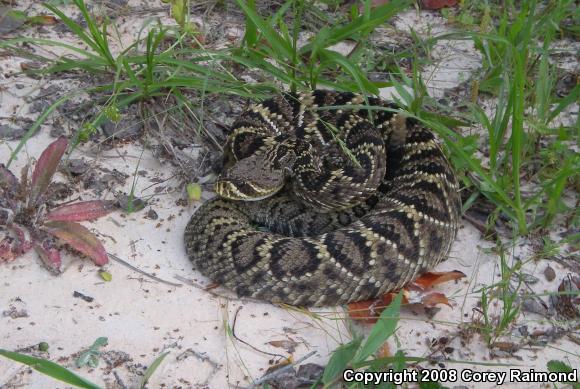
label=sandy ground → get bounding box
[0,1,578,388]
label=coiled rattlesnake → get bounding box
[185,90,460,307]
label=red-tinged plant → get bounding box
[0,137,116,273]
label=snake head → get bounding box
[215,152,288,201]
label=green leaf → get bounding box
[547,360,579,389]
[186,183,202,202]
[76,337,108,369]
[242,0,257,46]
[299,0,409,55]
[354,291,402,364]
[319,49,378,95]
[322,338,362,385]
[547,360,573,374]
[99,270,112,282]
[0,349,102,389]
[140,352,170,389]
[43,2,99,54]
[171,0,186,27]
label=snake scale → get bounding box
[185,90,460,307]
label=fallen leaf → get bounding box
[27,15,58,25]
[348,291,408,323]
[46,200,116,222]
[265,356,293,374]
[19,62,42,71]
[491,341,519,353]
[348,271,466,322]
[186,182,202,202]
[30,137,68,204]
[43,220,108,266]
[412,270,466,289]
[267,339,299,353]
[416,291,451,307]
[551,276,579,319]
[99,270,112,282]
[544,265,556,282]
[521,296,549,316]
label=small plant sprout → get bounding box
[0,136,115,273]
[76,337,108,368]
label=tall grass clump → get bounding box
[431,0,578,234]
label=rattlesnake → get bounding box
[185,90,460,307]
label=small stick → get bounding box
[231,307,286,359]
[107,252,182,287]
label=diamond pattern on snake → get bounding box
[185,90,460,307]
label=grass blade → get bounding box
[510,50,527,233]
[321,338,361,385]
[7,92,79,167]
[319,49,378,95]
[300,0,408,55]
[354,291,402,364]
[0,349,101,389]
[234,0,293,60]
[242,0,257,47]
[139,351,170,389]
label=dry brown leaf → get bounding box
[267,339,299,353]
[412,270,466,289]
[348,271,465,322]
[30,15,58,25]
[265,356,293,374]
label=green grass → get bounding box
[3,0,576,235]
[0,347,170,389]
[0,348,101,389]
[432,0,578,234]
[477,243,522,345]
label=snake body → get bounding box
[185,90,460,307]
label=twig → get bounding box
[246,350,318,389]
[175,275,270,305]
[107,252,182,287]
[231,306,286,360]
